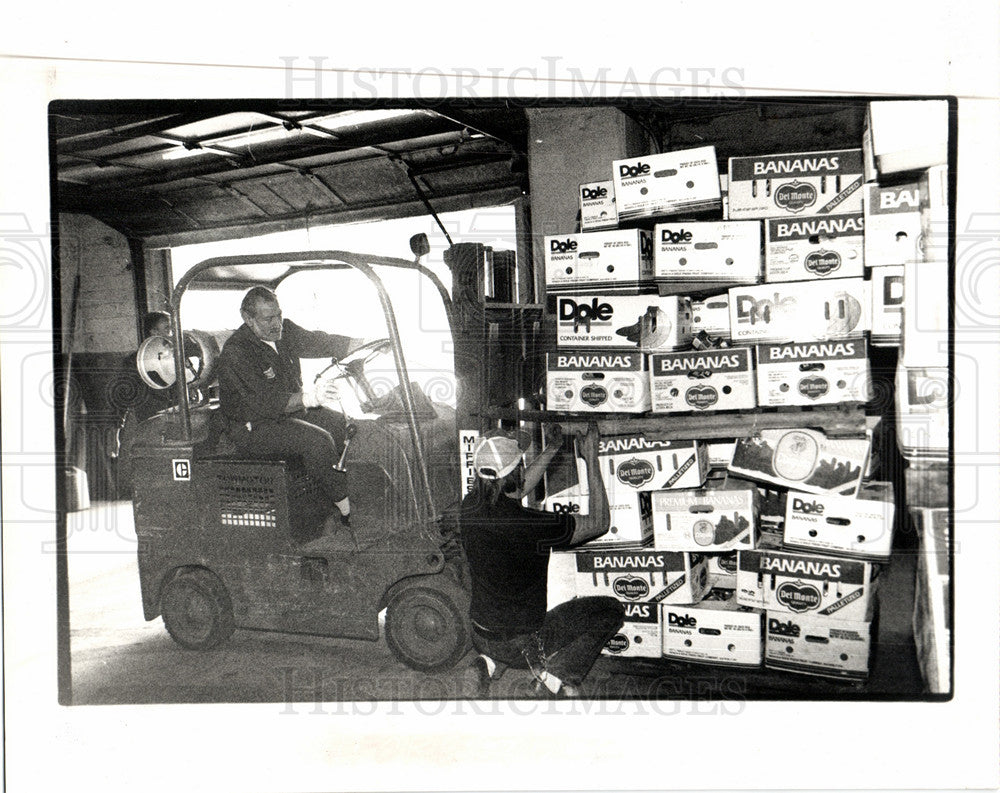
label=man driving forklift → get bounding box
[217,286,369,537]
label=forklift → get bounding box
[126,235,517,672]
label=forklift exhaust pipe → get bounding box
[333,423,357,473]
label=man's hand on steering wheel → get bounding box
[333,337,392,381]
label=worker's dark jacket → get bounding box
[217,319,351,424]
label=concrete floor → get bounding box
[65,502,927,706]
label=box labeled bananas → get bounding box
[544,229,654,295]
[579,180,618,231]
[649,347,757,413]
[653,220,762,284]
[783,481,896,561]
[706,550,739,588]
[755,337,870,407]
[728,278,870,344]
[554,294,692,350]
[599,434,708,495]
[764,213,865,281]
[736,549,878,621]
[863,182,922,266]
[765,613,873,680]
[662,591,763,667]
[602,600,663,658]
[650,486,758,552]
[545,351,651,413]
[728,428,871,496]
[728,149,864,220]
[613,146,722,221]
[574,549,710,606]
[870,265,904,345]
[691,293,732,339]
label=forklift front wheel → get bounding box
[384,576,471,672]
[161,567,236,650]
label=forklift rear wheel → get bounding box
[384,577,471,672]
[161,568,235,650]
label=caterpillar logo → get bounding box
[550,238,578,254]
[581,185,609,200]
[619,162,651,179]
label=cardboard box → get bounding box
[574,549,710,606]
[579,180,618,231]
[662,591,763,667]
[579,492,654,549]
[653,221,762,284]
[544,229,654,295]
[870,265,904,345]
[918,164,948,262]
[864,100,948,179]
[736,549,878,621]
[765,613,873,680]
[691,293,732,339]
[755,337,870,407]
[783,482,896,561]
[719,173,729,219]
[728,149,864,220]
[911,508,950,692]
[554,294,692,350]
[706,551,739,588]
[649,347,757,413]
[895,365,949,459]
[728,278,870,344]
[545,350,651,413]
[902,258,948,368]
[599,434,708,494]
[728,428,871,496]
[651,486,757,552]
[602,600,663,658]
[706,441,737,470]
[764,213,865,282]
[613,146,722,221]
[863,183,923,267]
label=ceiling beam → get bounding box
[54,111,229,154]
[425,108,526,152]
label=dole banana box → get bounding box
[870,265,904,345]
[706,551,739,588]
[649,347,757,413]
[765,613,873,680]
[579,180,618,231]
[728,278,870,344]
[736,548,878,621]
[764,213,865,282]
[662,591,764,668]
[653,220,762,284]
[599,434,708,495]
[544,229,654,295]
[555,294,692,351]
[728,428,871,496]
[691,293,732,339]
[574,548,710,606]
[545,351,651,413]
[895,366,949,460]
[727,149,864,220]
[754,337,870,408]
[650,486,758,552]
[602,600,664,659]
[783,482,896,561]
[863,182,922,266]
[613,146,722,221]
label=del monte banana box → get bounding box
[783,482,896,561]
[579,180,618,231]
[662,590,764,667]
[575,549,710,606]
[765,613,873,680]
[613,146,722,221]
[764,213,865,281]
[599,434,708,495]
[545,351,651,413]
[602,600,663,658]
[544,229,654,295]
[728,278,870,344]
[650,346,757,413]
[755,337,870,407]
[650,486,758,552]
[654,220,762,284]
[555,294,692,350]
[728,149,864,220]
[736,548,878,621]
[863,182,922,266]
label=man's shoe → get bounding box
[529,678,580,699]
[463,656,494,699]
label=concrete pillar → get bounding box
[525,107,649,300]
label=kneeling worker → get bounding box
[460,423,625,698]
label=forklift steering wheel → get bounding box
[336,338,392,371]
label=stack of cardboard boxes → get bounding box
[539,100,949,684]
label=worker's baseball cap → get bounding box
[472,435,525,480]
